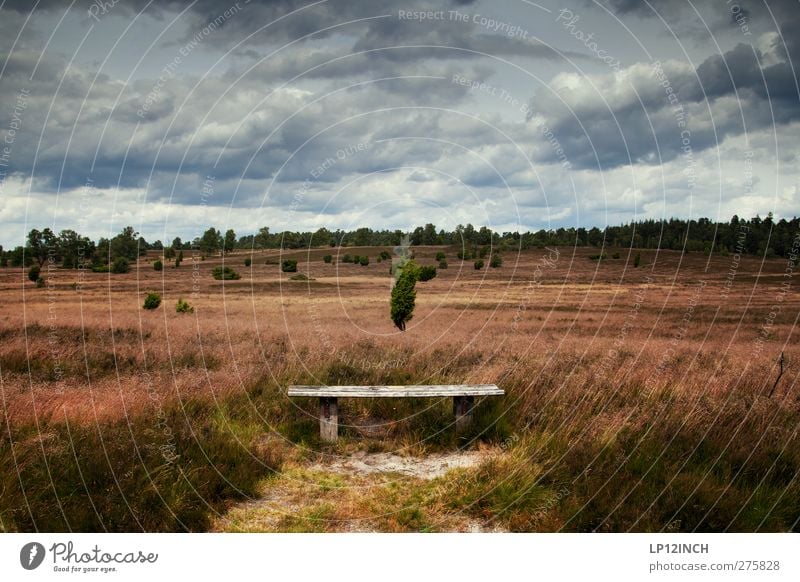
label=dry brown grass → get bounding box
[2,245,799,531]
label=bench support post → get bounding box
[319,396,338,442]
[453,395,475,432]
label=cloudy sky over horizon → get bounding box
[0,0,798,247]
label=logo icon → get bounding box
[20,542,45,570]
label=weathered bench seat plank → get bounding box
[288,384,503,398]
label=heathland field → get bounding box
[1,246,799,532]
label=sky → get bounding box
[0,0,798,247]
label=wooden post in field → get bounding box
[320,396,338,442]
[453,395,475,432]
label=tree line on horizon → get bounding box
[1,213,797,269]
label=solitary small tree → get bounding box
[390,266,417,331]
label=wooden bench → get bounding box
[287,384,504,442]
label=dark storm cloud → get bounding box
[527,0,800,171]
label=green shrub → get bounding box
[281,259,298,273]
[359,256,369,266]
[611,252,620,259]
[342,254,353,263]
[323,255,332,264]
[479,246,490,259]
[391,267,417,331]
[435,251,446,261]
[474,259,484,270]
[244,257,252,267]
[153,260,163,271]
[634,252,641,268]
[379,251,392,260]
[143,292,161,310]
[588,253,607,261]
[457,250,473,260]
[439,260,448,269]
[92,264,109,273]
[289,273,314,281]
[417,265,437,281]
[211,266,241,280]
[111,257,130,274]
[35,276,45,288]
[175,298,193,313]
[490,254,503,268]
[28,265,40,283]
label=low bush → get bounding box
[143,292,161,310]
[244,257,252,267]
[435,251,446,261]
[28,265,40,283]
[153,260,163,271]
[379,251,392,260]
[175,298,193,313]
[490,254,503,268]
[111,257,130,274]
[342,254,353,263]
[281,259,298,273]
[474,259,484,270]
[588,253,607,261]
[211,266,241,280]
[35,277,45,288]
[323,255,332,264]
[359,256,369,266]
[438,260,448,269]
[417,265,437,281]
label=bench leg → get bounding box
[453,395,475,432]
[319,397,338,442]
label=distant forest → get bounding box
[2,214,798,269]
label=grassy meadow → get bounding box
[1,245,799,532]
